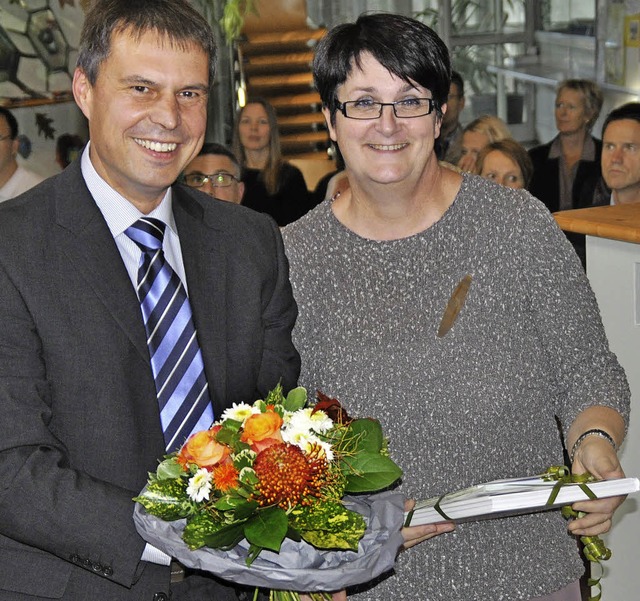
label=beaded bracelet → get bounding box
[570,428,617,464]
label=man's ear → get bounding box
[73,68,93,120]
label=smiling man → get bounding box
[601,102,640,205]
[0,1,299,600]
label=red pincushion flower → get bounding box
[253,442,327,509]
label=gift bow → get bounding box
[543,466,611,601]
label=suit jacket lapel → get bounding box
[52,164,149,360]
[173,187,228,416]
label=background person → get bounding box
[434,70,465,164]
[456,113,511,173]
[528,79,606,212]
[0,1,299,600]
[55,132,85,169]
[232,98,313,225]
[476,138,534,189]
[600,102,640,205]
[0,106,44,202]
[283,12,629,601]
[183,142,245,203]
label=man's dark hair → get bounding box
[76,0,217,86]
[198,142,239,166]
[194,142,243,178]
[602,102,640,137]
[313,12,451,124]
[450,70,464,97]
[0,107,18,139]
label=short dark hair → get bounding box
[602,102,640,138]
[450,70,464,97]
[196,142,242,178]
[0,107,18,139]
[313,13,451,124]
[76,0,217,86]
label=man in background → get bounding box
[183,142,244,203]
[434,70,465,164]
[0,1,299,600]
[601,102,640,205]
[0,106,44,201]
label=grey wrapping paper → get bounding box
[133,491,406,591]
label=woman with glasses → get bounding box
[282,13,629,601]
[232,99,314,225]
[182,142,245,204]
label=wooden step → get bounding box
[241,29,326,54]
[284,150,333,161]
[247,71,315,93]
[277,112,326,129]
[244,51,314,75]
[265,91,322,111]
[281,131,330,151]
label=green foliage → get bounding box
[134,478,192,521]
[290,501,366,551]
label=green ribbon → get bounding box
[542,466,612,601]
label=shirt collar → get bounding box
[80,141,177,237]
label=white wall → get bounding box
[585,235,640,600]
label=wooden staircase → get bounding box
[240,2,331,161]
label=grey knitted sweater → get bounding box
[282,174,630,601]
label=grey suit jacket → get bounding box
[0,161,300,600]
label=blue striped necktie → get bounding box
[125,217,214,452]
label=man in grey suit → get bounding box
[0,1,299,600]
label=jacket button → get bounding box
[103,566,113,577]
[91,562,103,572]
[152,594,169,601]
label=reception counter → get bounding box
[555,204,640,600]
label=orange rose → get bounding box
[178,426,230,470]
[240,410,283,446]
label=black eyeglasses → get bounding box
[183,172,239,188]
[336,98,436,120]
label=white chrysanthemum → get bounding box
[287,407,334,434]
[186,468,212,502]
[220,402,259,424]
[283,429,335,462]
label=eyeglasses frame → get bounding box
[335,98,437,120]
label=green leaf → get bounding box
[234,499,260,521]
[290,501,365,551]
[348,419,384,454]
[156,457,184,480]
[343,453,403,493]
[202,520,246,549]
[183,511,225,550]
[283,386,308,412]
[134,478,192,520]
[244,506,288,553]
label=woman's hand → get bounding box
[401,499,455,549]
[566,406,627,537]
[569,436,626,537]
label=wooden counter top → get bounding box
[553,204,640,245]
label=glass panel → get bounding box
[451,0,526,36]
[540,0,596,35]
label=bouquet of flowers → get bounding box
[134,384,405,600]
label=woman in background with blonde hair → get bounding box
[232,98,312,225]
[528,79,605,213]
[457,114,511,173]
